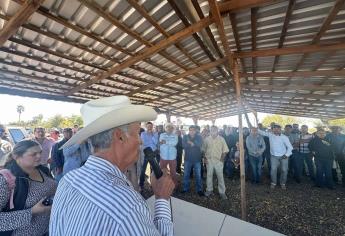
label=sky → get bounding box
[0,94,318,127]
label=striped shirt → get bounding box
[50,155,173,236]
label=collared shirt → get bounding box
[35,138,55,165]
[299,133,313,153]
[246,134,266,157]
[159,132,178,161]
[203,135,229,161]
[182,134,202,163]
[141,131,159,151]
[62,142,91,176]
[50,155,173,236]
[258,130,293,157]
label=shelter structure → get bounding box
[1,0,345,220]
[0,0,344,120]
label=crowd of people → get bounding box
[0,97,344,235]
[137,122,345,198]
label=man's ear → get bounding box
[113,128,124,142]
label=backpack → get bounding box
[0,169,16,210]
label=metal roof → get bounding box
[0,0,344,120]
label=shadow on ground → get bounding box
[141,173,345,236]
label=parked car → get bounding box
[7,127,29,144]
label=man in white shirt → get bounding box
[258,124,293,189]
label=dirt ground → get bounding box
[142,172,345,236]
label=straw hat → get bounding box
[62,96,157,148]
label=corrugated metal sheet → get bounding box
[0,0,344,119]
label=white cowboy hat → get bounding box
[62,96,157,148]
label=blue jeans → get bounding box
[262,150,271,173]
[224,156,249,178]
[249,155,263,183]
[270,155,289,185]
[292,152,305,181]
[315,158,333,188]
[302,153,315,180]
[139,152,160,187]
[183,161,202,192]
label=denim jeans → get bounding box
[303,153,315,180]
[224,155,249,178]
[183,161,202,192]
[270,155,289,185]
[139,152,158,187]
[293,152,305,181]
[249,155,263,183]
[262,150,271,174]
[315,158,334,188]
[335,154,345,186]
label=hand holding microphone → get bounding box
[143,147,175,200]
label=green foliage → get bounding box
[8,114,83,129]
[261,115,301,128]
[328,118,345,128]
[16,105,25,122]
[16,105,24,113]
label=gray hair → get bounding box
[88,124,129,152]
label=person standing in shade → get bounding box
[258,123,271,174]
[326,126,345,186]
[33,127,55,167]
[258,124,293,190]
[139,122,158,190]
[159,123,178,187]
[284,125,299,178]
[203,126,229,199]
[181,126,204,196]
[295,125,314,183]
[50,128,73,182]
[309,129,335,189]
[246,127,266,184]
[175,129,183,174]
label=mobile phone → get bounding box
[42,196,54,206]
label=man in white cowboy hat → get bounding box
[50,96,175,236]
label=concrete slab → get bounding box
[146,196,284,236]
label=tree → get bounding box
[328,118,345,128]
[44,114,83,128]
[16,105,25,122]
[261,115,301,128]
[46,115,64,128]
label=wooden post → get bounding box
[253,110,258,126]
[233,60,247,221]
[166,109,171,123]
[244,112,253,129]
[192,116,198,125]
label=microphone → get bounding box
[143,147,173,224]
[143,147,163,179]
